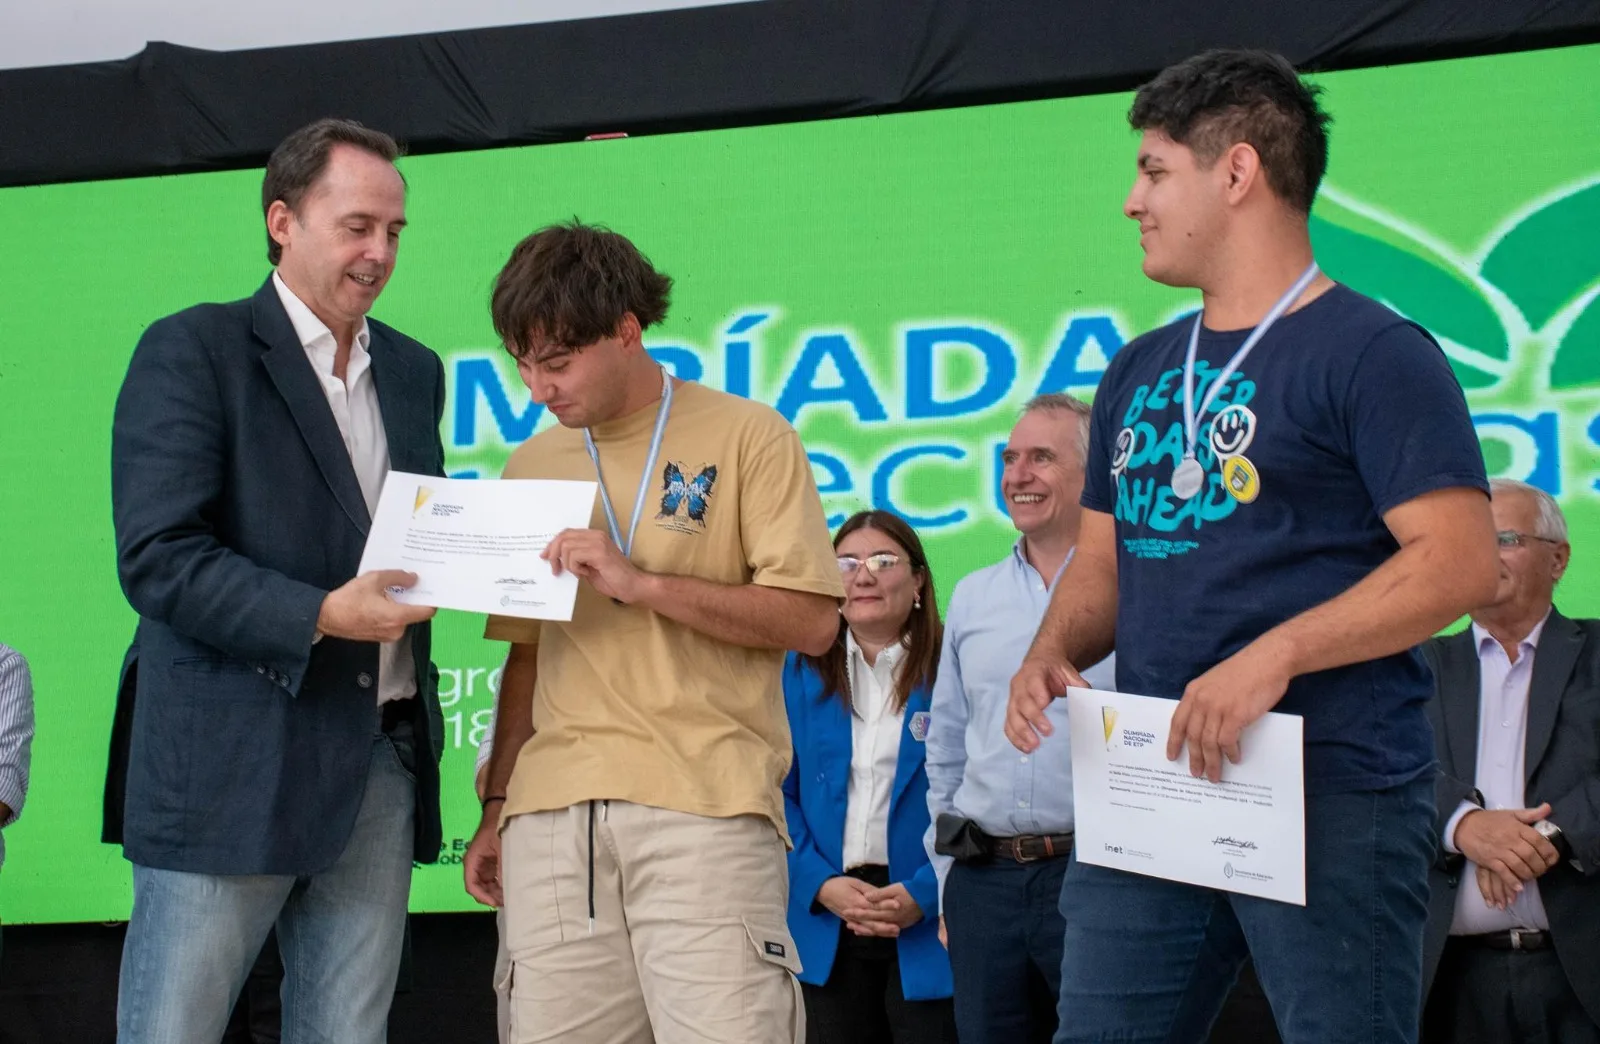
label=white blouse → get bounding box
[841,633,907,869]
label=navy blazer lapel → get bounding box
[369,326,428,478]
[1438,630,1483,784]
[252,280,372,536]
[1526,609,1582,780]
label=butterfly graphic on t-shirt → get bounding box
[659,462,718,524]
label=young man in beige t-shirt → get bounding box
[464,221,844,1044]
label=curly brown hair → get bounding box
[491,220,673,361]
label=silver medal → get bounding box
[1171,456,1205,500]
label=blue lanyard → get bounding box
[582,366,672,559]
[1179,262,1319,463]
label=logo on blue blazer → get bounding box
[909,711,930,742]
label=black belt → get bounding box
[379,699,413,734]
[1456,929,1551,952]
[935,814,1073,864]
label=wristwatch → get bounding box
[1533,818,1572,860]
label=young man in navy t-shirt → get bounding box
[1005,51,1500,1044]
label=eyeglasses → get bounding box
[1496,530,1562,549]
[837,553,902,576]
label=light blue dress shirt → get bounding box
[923,541,1115,905]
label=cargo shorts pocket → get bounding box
[742,917,805,1044]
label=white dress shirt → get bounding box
[272,273,415,706]
[1444,610,1552,934]
[842,632,907,869]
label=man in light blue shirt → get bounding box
[924,394,1113,1043]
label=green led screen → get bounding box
[1,43,1597,923]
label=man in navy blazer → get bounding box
[1419,480,1600,1043]
[105,118,446,1044]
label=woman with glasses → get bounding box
[781,511,957,1043]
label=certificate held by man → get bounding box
[358,471,598,620]
[1067,688,1306,906]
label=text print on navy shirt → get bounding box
[1080,284,1489,794]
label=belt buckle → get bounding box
[1011,837,1040,863]
[1510,928,1528,951]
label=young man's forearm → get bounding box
[634,574,838,656]
[1029,553,1120,671]
[1026,509,1121,670]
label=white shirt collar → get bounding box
[1471,607,1553,659]
[272,271,372,367]
[846,630,907,670]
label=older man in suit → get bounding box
[1420,478,1600,1044]
[106,118,446,1044]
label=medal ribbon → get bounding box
[583,365,673,559]
[1178,262,1319,468]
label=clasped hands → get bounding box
[1453,803,1562,910]
[816,878,922,937]
[1004,636,1294,783]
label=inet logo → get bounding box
[1104,844,1124,855]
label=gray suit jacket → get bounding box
[1420,610,1600,1025]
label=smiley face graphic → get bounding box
[1208,404,1256,459]
[1111,427,1135,476]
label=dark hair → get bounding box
[802,511,941,713]
[261,118,402,265]
[1128,50,1331,214]
[490,220,673,361]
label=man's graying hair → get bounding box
[1489,479,1568,543]
[1023,393,1092,465]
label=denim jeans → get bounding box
[945,857,1070,1044]
[1053,774,1434,1044]
[117,729,416,1044]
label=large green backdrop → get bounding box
[1,43,1597,924]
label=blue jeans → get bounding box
[945,857,1069,1044]
[117,729,416,1044]
[1054,774,1434,1044]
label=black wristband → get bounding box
[481,795,506,809]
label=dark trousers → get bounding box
[944,856,1069,1044]
[802,923,957,1044]
[1423,937,1600,1044]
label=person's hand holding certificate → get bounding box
[1068,688,1306,905]
[357,471,598,620]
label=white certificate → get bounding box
[1067,688,1306,905]
[357,471,598,620]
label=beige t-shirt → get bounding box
[485,380,843,839]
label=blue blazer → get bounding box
[782,652,953,1001]
[102,278,447,875]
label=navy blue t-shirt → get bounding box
[1080,284,1488,794]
